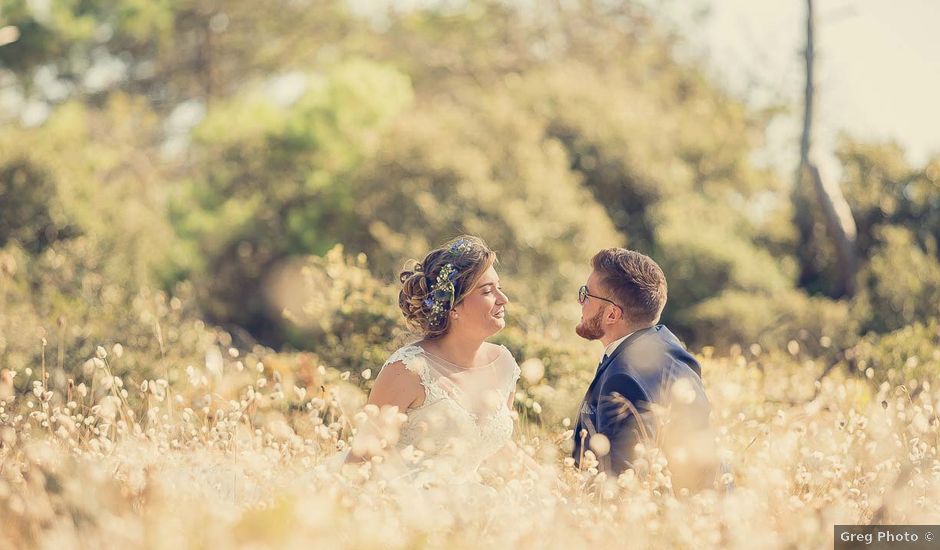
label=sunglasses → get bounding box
[578,285,622,311]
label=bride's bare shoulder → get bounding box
[369,355,425,409]
[374,360,421,384]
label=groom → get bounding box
[572,248,714,488]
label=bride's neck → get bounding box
[425,332,486,368]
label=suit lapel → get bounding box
[594,325,658,381]
[574,325,660,460]
[578,325,658,415]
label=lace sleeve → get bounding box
[504,345,521,385]
[382,345,435,406]
[383,345,425,373]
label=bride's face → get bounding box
[451,265,509,338]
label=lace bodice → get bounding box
[381,343,521,480]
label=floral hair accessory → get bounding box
[424,263,459,327]
[448,238,472,256]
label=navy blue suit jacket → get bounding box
[572,325,712,478]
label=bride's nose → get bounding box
[496,288,509,304]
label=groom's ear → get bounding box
[605,305,623,324]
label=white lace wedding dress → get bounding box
[383,343,520,483]
[334,343,520,486]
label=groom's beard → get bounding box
[575,310,605,340]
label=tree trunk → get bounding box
[799,0,815,172]
[806,162,858,297]
[794,0,859,298]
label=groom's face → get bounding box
[575,271,612,341]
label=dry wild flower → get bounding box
[0,331,938,549]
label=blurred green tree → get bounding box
[1,0,936,382]
[168,58,413,340]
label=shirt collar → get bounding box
[602,330,637,361]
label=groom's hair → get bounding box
[591,248,667,325]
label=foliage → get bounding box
[687,288,858,355]
[839,141,940,259]
[853,227,940,334]
[846,317,940,393]
[836,141,940,333]
[0,237,218,389]
[166,59,413,338]
[0,96,211,386]
[273,245,407,377]
[349,86,622,327]
[504,58,796,342]
[0,0,937,391]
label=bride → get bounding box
[344,235,523,484]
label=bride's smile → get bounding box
[447,264,510,338]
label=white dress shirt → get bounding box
[600,330,638,365]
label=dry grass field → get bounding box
[2,339,937,549]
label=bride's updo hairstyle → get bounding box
[399,235,497,339]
